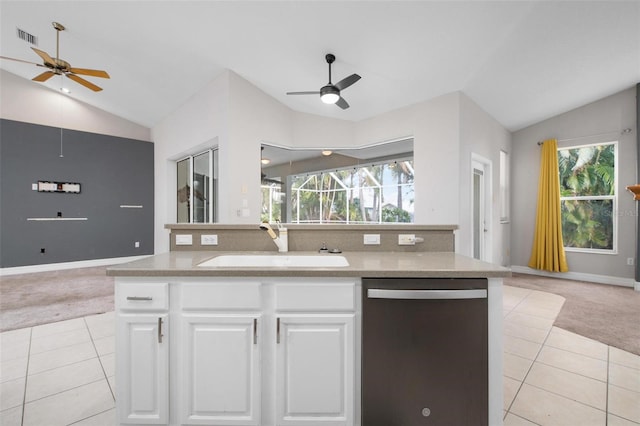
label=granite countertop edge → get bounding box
[107,251,511,279]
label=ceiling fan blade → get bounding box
[69,68,110,79]
[31,47,55,64]
[336,97,350,110]
[334,74,361,91]
[67,73,103,91]
[32,71,56,82]
[0,56,44,66]
[286,91,320,95]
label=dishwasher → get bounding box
[362,278,488,426]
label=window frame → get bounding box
[558,141,618,255]
[176,148,218,224]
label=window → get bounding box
[262,158,414,224]
[177,149,218,223]
[558,142,617,252]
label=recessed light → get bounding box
[60,87,71,94]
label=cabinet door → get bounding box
[181,314,261,425]
[116,314,168,425]
[276,315,354,426]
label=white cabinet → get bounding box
[180,314,261,425]
[115,278,358,426]
[179,281,263,425]
[117,314,169,424]
[276,315,354,426]
[116,282,169,425]
[274,281,357,426]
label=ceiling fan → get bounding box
[286,53,360,109]
[0,21,110,92]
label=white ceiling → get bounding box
[1,1,638,131]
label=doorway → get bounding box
[472,155,492,262]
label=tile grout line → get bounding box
[83,317,115,401]
[606,345,610,426]
[20,327,33,426]
[504,312,555,417]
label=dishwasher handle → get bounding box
[367,288,487,300]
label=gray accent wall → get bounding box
[0,119,154,267]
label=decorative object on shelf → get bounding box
[626,185,640,200]
[37,180,81,193]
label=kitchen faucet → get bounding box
[259,221,288,252]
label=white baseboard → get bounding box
[0,255,151,276]
[511,265,636,289]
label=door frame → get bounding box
[471,153,493,262]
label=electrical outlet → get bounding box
[201,234,218,246]
[627,257,634,266]
[398,234,416,245]
[363,234,380,245]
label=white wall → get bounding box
[0,69,150,141]
[354,93,462,228]
[150,70,231,253]
[152,71,512,259]
[511,86,637,280]
[459,94,512,265]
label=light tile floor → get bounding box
[503,285,640,426]
[0,286,639,425]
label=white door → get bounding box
[276,315,354,426]
[116,314,169,425]
[472,158,491,262]
[181,314,261,425]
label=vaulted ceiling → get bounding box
[1,1,638,131]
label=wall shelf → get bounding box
[27,218,88,221]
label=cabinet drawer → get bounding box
[276,282,356,312]
[116,283,168,311]
[182,282,262,310]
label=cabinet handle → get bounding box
[253,318,258,345]
[276,318,280,344]
[126,296,153,301]
[158,317,163,343]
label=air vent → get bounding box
[16,27,37,46]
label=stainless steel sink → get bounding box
[198,254,349,268]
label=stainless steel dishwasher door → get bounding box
[362,278,488,426]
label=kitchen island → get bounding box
[108,250,509,426]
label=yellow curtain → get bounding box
[528,139,569,272]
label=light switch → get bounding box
[363,234,381,245]
[175,234,193,246]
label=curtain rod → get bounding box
[537,128,633,145]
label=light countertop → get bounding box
[107,251,511,278]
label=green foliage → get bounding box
[382,206,411,223]
[558,144,615,250]
[278,160,414,224]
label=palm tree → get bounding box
[558,144,614,249]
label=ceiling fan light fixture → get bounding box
[320,85,339,104]
[322,150,333,156]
